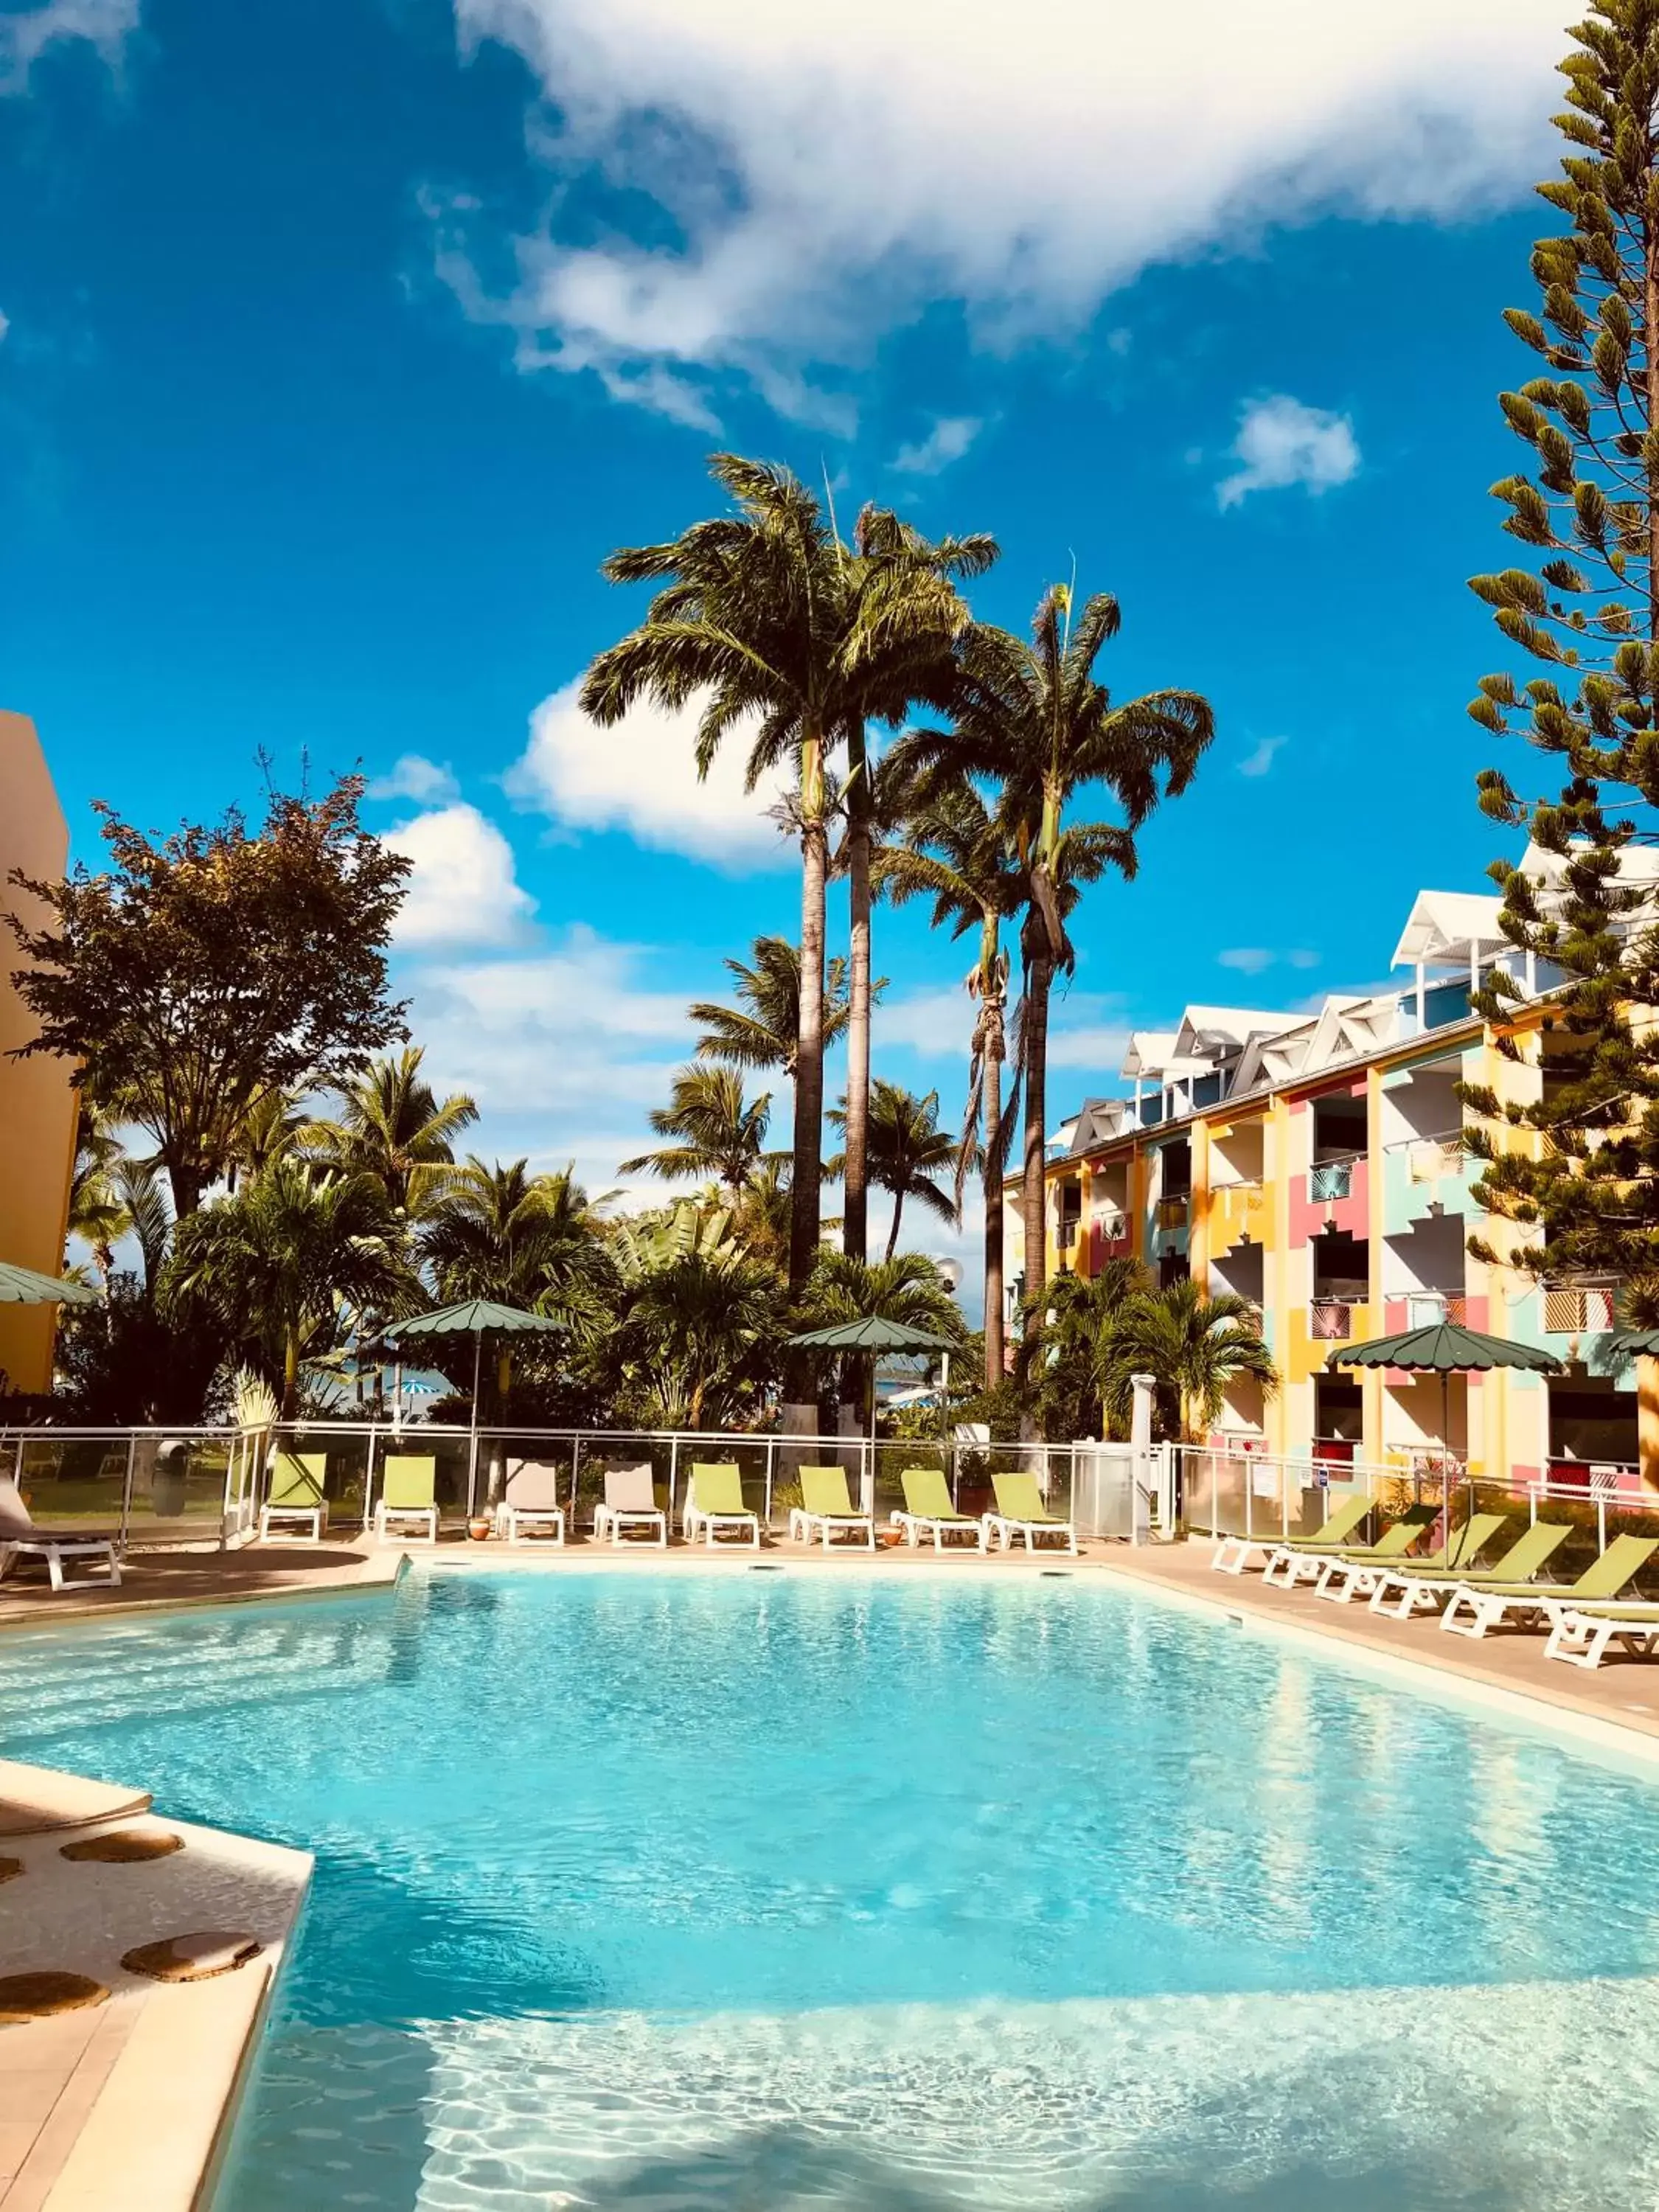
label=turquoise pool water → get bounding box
[3,1568,1659,2205]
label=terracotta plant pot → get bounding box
[465,1516,493,1543]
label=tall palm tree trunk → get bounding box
[984,1029,1004,1390]
[1022,950,1052,1316]
[785,742,829,1428]
[884,1188,904,1264]
[843,728,872,1265]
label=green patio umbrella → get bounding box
[0,1259,98,1305]
[789,1315,960,1455]
[1326,1321,1562,1531]
[377,1299,566,1510]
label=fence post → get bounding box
[571,1436,582,1528]
[1281,1454,1290,1543]
[668,1436,680,1534]
[764,1438,776,1530]
[219,1433,239,1548]
[120,1433,136,1554]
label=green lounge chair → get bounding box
[1318,1512,1509,1607]
[1366,1519,1570,1621]
[260,1451,327,1542]
[374,1455,438,1546]
[1211,1491,1371,1576]
[685,1462,760,1548]
[984,1472,1077,1556]
[1442,1532,1659,1641]
[892,1468,986,1553]
[1260,1503,1439,1590]
[788,1467,874,1551]
[1545,1592,1659,1670]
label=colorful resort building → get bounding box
[0,711,79,1396]
[1015,847,1659,1494]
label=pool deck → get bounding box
[0,1760,311,2212]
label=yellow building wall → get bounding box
[0,713,79,1394]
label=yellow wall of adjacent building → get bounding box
[0,713,78,1394]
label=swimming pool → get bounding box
[2,1567,1658,2207]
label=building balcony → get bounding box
[1308,1158,1357,1203]
[1155,1194,1190,1231]
[1310,1297,1361,1341]
[1093,1207,1130,1246]
[1542,1284,1619,1335]
[1211,1179,1265,1245]
[1404,1291,1467,1329]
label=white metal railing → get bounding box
[1403,1292,1467,1328]
[0,1420,1183,1553]
[1391,1133,1467,1182]
[1177,1441,1658,1562]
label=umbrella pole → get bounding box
[867,1355,877,1518]
[1441,1368,1450,1551]
[468,1332,483,1519]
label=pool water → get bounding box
[3,1568,1659,2206]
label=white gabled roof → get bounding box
[1120,1031,1180,1079]
[1390,891,1509,970]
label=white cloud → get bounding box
[444,0,1562,421]
[1217,395,1360,510]
[891,415,982,476]
[1238,734,1287,778]
[368,753,459,804]
[1,0,137,90]
[0,311,9,344]
[1219,947,1276,975]
[387,803,538,948]
[506,678,796,872]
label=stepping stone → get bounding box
[122,1932,263,1982]
[60,1829,182,1864]
[0,1971,108,2022]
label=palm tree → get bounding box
[164,1161,410,1417]
[914,585,1214,1312]
[223,1087,311,1191]
[580,456,993,1366]
[307,1047,478,1219]
[420,1158,611,1414]
[830,1081,960,1262]
[1015,1256,1150,1440]
[609,1203,782,1428]
[1099,1279,1277,1443]
[66,1103,129,1283]
[620,1067,774,1203]
[798,1247,968,1432]
[873,773,1026,1383]
[690,936,851,1077]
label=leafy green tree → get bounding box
[690,935,852,1077]
[1099,1279,1276,1443]
[1014,1257,1150,1440]
[908,588,1212,1312]
[830,1080,959,1262]
[1461,1,1659,1301]
[621,1066,776,1203]
[874,773,1026,1382]
[306,1046,478,1220]
[580,456,992,1369]
[6,777,409,1218]
[164,1161,411,1417]
[55,1161,224,1423]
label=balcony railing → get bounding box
[1155,1194,1190,1231]
[1543,1284,1619,1335]
[1405,1292,1467,1328]
[1310,1298,1355,1340]
[1093,1208,1130,1243]
[1056,1218,1080,1253]
[1309,1159,1354,1202]
[1397,1133,1465,1183]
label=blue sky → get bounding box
[0,0,1579,1270]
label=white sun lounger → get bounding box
[982,1472,1077,1556]
[496,1460,567,1545]
[1544,1601,1659,1669]
[593,1464,667,1547]
[0,1476,122,1593]
[1440,1534,1659,1641]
